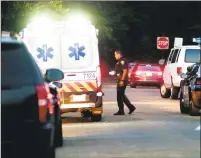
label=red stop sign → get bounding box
[157,37,169,49]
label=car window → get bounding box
[137,65,161,71]
[185,49,201,63]
[171,49,180,63]
[1,42,44,88]
[167,49,174,64]
[175,49,181,62]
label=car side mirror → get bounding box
[159,59,166,65]
[180,73,188,79]
[45,68,64,83]
[52,82,63,88]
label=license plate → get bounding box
[146,72,152,76]
[83,72,96,80]
[72,94,86,102]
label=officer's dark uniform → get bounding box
[114,57,136,115]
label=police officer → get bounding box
[114,50,136,115]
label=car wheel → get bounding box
[189,100,200,116]
[179,92,189,114]
[170,79,180,99]
[54,109,63,147]
[91,114,102,122]
[130,83,136,88]
[156,84,160,88]
[160,84,171,98]
[170,86,180,99]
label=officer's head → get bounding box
[114,50,123,60]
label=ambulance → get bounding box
[20,16,103,122]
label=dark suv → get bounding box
[1,36,64,158]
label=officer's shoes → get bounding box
[128,106,136,115]
[114,112,125,115]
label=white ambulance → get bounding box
[20,17,103,122]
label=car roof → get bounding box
[174,45,200,49]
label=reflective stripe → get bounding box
[61,81,97,92]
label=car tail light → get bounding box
[96,66,102,91]
[36,84,54,123]
[135,71,140,75]
[158,72,162,76]
[177,67,182,75]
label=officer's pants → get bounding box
[117,85,133,112]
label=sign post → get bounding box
[157,36,169,50]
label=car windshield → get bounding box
[137,65,161,71]
[1,42,43,88]
[185,49,201,63]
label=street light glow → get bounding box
[27,15,54,35]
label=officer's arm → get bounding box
[120,60,128,81]
[121,69,128,80]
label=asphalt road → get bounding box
[57,85,200,158]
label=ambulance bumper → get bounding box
[60,95,103,109]
[61,103,95,109]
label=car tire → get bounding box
[160,84,171,98]
[170,79,180,99]
[54,109,63,148]
[179,92,189,114]
[189,100,200,116]
[130,83,136,88]
[156,84,161,89]
[170,85,180,99]
[91,114,102,122]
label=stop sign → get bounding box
[157,37,169,49]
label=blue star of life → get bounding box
[68,43,86,60]
[36,44,54,62]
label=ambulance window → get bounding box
[171,49,179,63]
[167,49,174,64]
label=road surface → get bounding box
[57,85,200,158]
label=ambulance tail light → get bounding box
[96,66,102,91]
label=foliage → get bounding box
[1,1,68,31]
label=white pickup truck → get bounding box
[159,38,200,99]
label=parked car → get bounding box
[159,44,200,99]
[128,62,136,83]
[130,63,163,88]
[1,35,64,158]
[180,64,201,116]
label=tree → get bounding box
[1,1,68,31]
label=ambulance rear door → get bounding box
[60,25,100,93]
[23,26,62,71]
